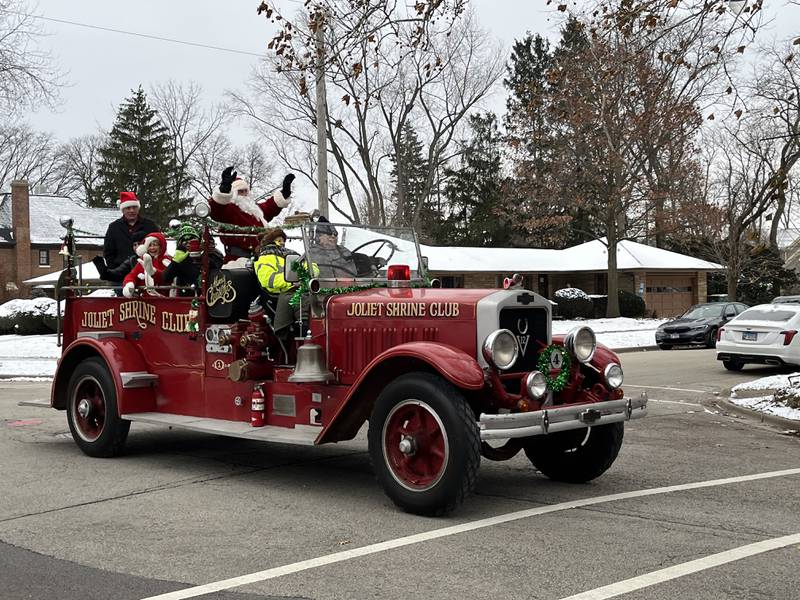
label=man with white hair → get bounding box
[210,166,295,261]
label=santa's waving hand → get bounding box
[210,167,295,261]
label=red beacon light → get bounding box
[387,265,411,281]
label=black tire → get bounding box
[723,360,744,372]
[368,372,480,516]
[658,344,672,350]
[523,422,624,483]
[66,357,130,457]
[705,328,718,349]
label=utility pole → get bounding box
[315,12,329,218]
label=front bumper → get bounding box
[478,393,648,440]
[656,330,707,344]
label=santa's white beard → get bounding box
[231,191,266,225]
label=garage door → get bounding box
[646,274,695,317]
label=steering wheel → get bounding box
[315,262,360,278]
[349,239,397,264]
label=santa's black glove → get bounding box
[92,256,109,280]
[220,166,237,194]
[281,173,296,199]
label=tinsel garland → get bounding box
[537,344,572,392]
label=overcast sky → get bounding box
[23,0,560,139]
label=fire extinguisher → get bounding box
[251,385,265,427]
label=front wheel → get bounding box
[66,357,130,457]
[368,372,480,516]
[705,328,718,349]
[524,422,624,483]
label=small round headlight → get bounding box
[194,202,210,218]
[59,215,73,228]
[525,371,547,400]
[482,329,519,370]
[565,326,596,363]
[603,363,623,389]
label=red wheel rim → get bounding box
[382,400,449,491]
[71,376,106,442]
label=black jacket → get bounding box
[103,216,159,270]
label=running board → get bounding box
[121,412,321,446]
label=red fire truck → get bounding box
[51,215,647,516]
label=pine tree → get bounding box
[441,113,507,246]
[96,86,182,226]
[390,123,435,239]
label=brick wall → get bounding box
[10,181,31,298]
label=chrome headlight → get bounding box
[603,363,624,390]
[482,329,519,371]
[525,371,547,399]
[565,326,596,363]
[194,202,210,218]
[59,216,73,228]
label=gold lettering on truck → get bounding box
[345,301,460,318]
[118,301,156,329]
[80,309,115,329]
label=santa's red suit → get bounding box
[211,178,289,260]
[122,232,172,297]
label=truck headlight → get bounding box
[525,371,547,399]
[603,363,623,389]
[482,329,519,370]
[194,202,210,218]
[565,326,596,363]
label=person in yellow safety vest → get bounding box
[254,227,318,338]
[254,227,293,294]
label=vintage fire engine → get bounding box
[51,213,647,516]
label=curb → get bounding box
[713,397,800,431]
[614,345,658,354]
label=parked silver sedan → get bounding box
[716,303,800,371]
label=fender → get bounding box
[317,342,485,444]
[51,337,157,414]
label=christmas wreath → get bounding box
[537,344,572,392]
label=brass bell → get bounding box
[289,338,333,383]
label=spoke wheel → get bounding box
[383,400,449,491]
[369,372,480,516]
[66,357,130,457]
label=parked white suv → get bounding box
[716,303,800,371]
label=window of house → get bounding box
[38,249,49,266]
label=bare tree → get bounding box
[0,0,62,116]
[56,134,105,203]
[0,122,59,190]
[150,80,228,203]
[188,131,234,199]
[231,7,502,225]
[229,141,275,199]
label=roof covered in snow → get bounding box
[422,238,723,273]
[0,193,119,246]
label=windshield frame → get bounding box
[299,221,428,286]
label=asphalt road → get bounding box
[1,349,799,600]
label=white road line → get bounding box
[647,398,704,408]
[559,533,800,600]
[625,384,707,394]
[140,467,800,600]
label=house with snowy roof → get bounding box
[0,180,119,302]
[422,238,723,317]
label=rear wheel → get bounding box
[66,357,130,457]
[723,360,744,372]
[705,328,718,349]
[368,372,480,516]
[523,422,624,483]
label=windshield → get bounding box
[300,222,423,284]
[681,305,723,319]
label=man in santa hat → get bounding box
[99,191,160,272]
[211,167,295,261]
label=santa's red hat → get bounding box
[119,191,140,210]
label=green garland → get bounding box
[537,344,572,392]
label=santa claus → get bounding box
[210,167,295,261]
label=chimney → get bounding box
[11,180,31,298]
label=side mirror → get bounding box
[285,254,300,283]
